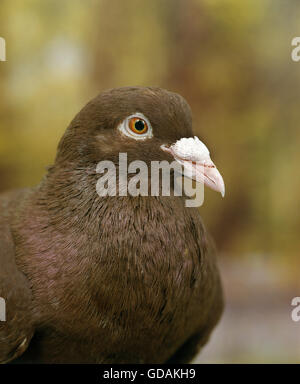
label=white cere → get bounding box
[169,136,210,162]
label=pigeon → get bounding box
[0,87,224,364]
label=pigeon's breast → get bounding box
[66,196,217,362]
[16,195,221,363]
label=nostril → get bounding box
[160,144,173,152]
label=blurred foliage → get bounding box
[0,0,299,260]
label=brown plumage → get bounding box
[0,87,223,363]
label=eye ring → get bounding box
[129,117,148,134]
[118,113,153,140]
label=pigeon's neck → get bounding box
[36,165,107,230]
[36,165,186,235]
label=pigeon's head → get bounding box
[56,87,225,197]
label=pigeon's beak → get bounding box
[161,136,225,197]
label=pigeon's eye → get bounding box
[118,113,153,140]
[129,117,148,134]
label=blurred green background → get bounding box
[0,0,299,363]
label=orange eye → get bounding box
[128,117,148,134]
